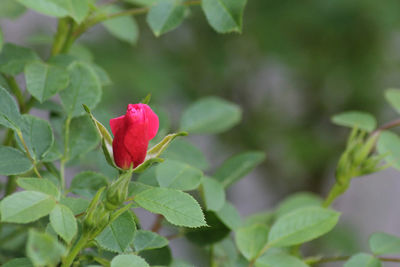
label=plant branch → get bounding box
[15,130,42,178]
[371,118,400,137]
[151,214,163,233]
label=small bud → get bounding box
[105,171,132,211]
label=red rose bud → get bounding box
[110,104,159,169]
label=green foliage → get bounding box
[156,159,203,190]
[0,43,39,75]
[344,253,381,267]
[235,224,269,260]
[3,258,33,267]
[0,27,3,52]
[202,177,225,211]
[111,254,149,267]
[215,201,242,230]
[96,211,136,253]
[0,86,23,131]
[17,0,89,23]
[369,232,400,255]
[25,61,69,103]
[17,115,54,161]
[0,146,32,175]
[275,192,323,218]
[385,88,400,114]
[0,0,26,18]
[134,187,206,227]
[102,5,139,44]
[377,130,400,169]
[202,0,247,33]
[133,230,169,252]
[70,171,108,198]
[68,115,100,161]
[163,139,210,170]
[26,230,66,267]
[17,177,59,198]
[180,97,242,134]
[255,251,309,267]
[60,62,101,117]
[268,207,340,247]
[49,204,77,243]
[1,191,56,223]
[214,151,266,187]
[147,0,186,37]
[331,111,376,132]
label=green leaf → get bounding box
[3,258,33,267]
[275,192,322,218]
[123,0,158,5]
[137,167,159,186]
[60,62,101,117]
[60,197,90,215]
[135,187,206,227]
[1,191,56,223]
[96,211,136,253]
[102,5,139,44]
[255,251,309,267]
[385,88,400,114]
[26,229,66,267]
[17,114,54,161]
[185,211,230,246]
[0,86,23,131]
[202,177,225,211]
[133,230,169,252]
[202,0,247,33]
[25,61,69,103]
[163,139,210,170]
[146,0,186,37]
[17,177,59,198]
[180,97,242,134]
[215,201,242,230]
[268,207,340,247]
[68,114,100,161]
[139,246,172,266]
[17,0,89,23]
[369,232,400,255]
[0,146,32,175]
[156,159,203,190]
[0,43,39,75]
[70,171,108,198]
[0,0,26,19]
[111,254,149,267]
[331,111,376,132]
[214,151,265,187]
[146,132,188,160]
[49,204,77,243]
[344,253,381,267]
[377,131,400,170]
[235,224,269,260]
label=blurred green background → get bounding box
[3,0,400,265]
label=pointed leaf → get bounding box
[0,86,23,131]
[133,230,169,252]
[214,151,265,187]
[96,211,136,253]
[135,187,206,227]
[202,177,225,211]
[70,171,108,198]
[156,159,203,190]
[146,132,188,160]
[202,0,247,33]
[0,43,39,75]
[0,146,32,175]
[268,207,340,247]
[111,254,149,267]
[180,97,242,134]
[1,191,56,223]
[60,62,101,117]
[369,232,400,255]
[163,139,210,170]
[25,61,69,103]
[255,252,309,267]
[215,201,241,230]
[147,0,186,37]
[331,111,376,132]
[344,253,381,267]
[49,204,77,243]
[102,5,139,44]
[235,224,269,260]
[377,131,400,170]
[17,177,59,198]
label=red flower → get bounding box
[110,104,159,169]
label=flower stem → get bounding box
[62,234,89,267]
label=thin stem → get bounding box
[371,118,400,137]
[210,245,217,267]
[3,75,25,112]
[61,116,71,192]
[249,244,271,267]
[51,18,71,56]
[322,182,348,207]
[151,214,163,233]
[16,130,42,178]
[62,234,89,267]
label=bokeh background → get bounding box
[2,0,400,266]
